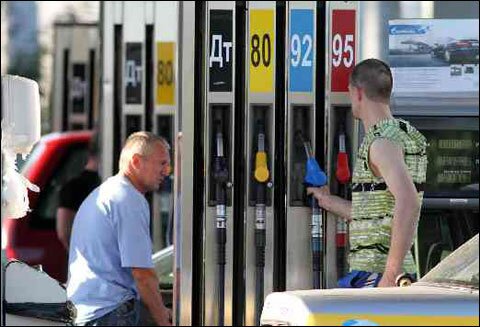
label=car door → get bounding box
[25,142,89,283]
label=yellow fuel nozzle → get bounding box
[254,151,269,183]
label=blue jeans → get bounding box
[337,270,383,288]
[77,299,140,326]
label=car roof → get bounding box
[39,130,93,145]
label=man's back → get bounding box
[67,175,153,324]
[349,118,427,273]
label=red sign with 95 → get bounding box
[331,10,356,92]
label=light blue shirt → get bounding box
[67,175,153,324]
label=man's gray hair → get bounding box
[119,131,170,171]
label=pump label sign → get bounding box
[125,42,143,104]
[209,10,233,92]
[250,9,274,93]
[289,9,314,93]
[156,42,175,105]
[71,63,86,113]
[331,10,356,92]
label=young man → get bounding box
[308,59,427,288]
[67,131,172,325]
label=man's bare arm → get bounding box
[369,139,421,287]
[131,267,171,326]
[307,186,352,222]
[56,208,76,250]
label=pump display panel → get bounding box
[404,116,479,198]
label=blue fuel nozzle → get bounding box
[305,156,328,187]
[301,137,327,187]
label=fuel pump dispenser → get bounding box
[51,23,98,132]
[173,2,479,326]
[245,2,280,325]
[152,2,178,251]
[285,1,326,292]
[101,2,178,256]
[101,1,149,177]
[325,1,358,287]
[204,3,236,325]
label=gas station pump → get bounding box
[244,2,280,325]
[101,2,177,253]
[285,1,324,293]
[101,1,147,177]
[166,2,478,326]
[152,2,178,251]
[325,1,359,287]
[203,2,236,325]
[51,23,98,132]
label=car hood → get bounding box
[261,285,479,326]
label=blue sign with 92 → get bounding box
[289,9,314,92]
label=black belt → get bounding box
[350,243,390,255]
[352,182,425,193]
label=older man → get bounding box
[67,131,171,326]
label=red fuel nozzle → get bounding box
[336,152,350,184]
[335,128,350,185]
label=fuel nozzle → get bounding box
[213,119,229,190]
[336,124,350,185]
[297,132,327,188]
[254,120,270,183]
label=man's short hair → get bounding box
[119,131,170,171]
[349,58,393,103]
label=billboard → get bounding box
[389,19,478,94]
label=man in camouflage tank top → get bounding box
[308,59,427,288]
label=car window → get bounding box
[30,144,88,229]
[420,234,479,289]
[19,142,45,176]
[415,209,478,277]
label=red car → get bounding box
[2,131,93,283]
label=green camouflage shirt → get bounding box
[349,118,427,273]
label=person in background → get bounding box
[56,134,101,251]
